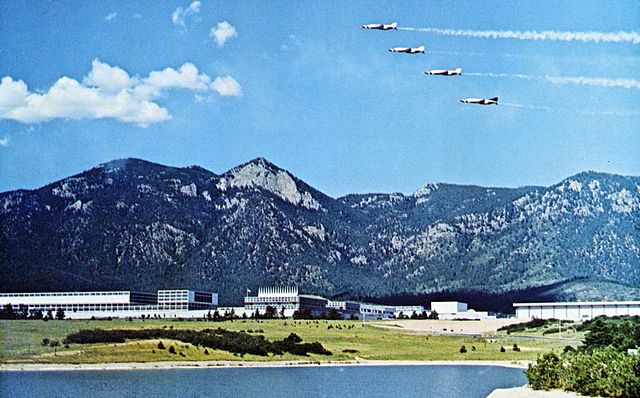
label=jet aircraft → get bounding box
[361,22,398,30]
[425,67,462,76]
[388,45,425,54]
[459,97,498,105]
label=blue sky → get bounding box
[1,1,639,196]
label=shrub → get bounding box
[157,341,165,350]
[42,338,50,346]
[459,345,467,353]
[64,328,331,357]
[168,346,176,354]
[526,352,563,390]
[500,346,506,353]
[513,344,521,352]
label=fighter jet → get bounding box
[459,97,498,105]
[361,22,398,30]
[388,45,425,54]
[425,67,462,76]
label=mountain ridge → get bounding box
[1,158,638,311]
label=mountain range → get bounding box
[1,158,639,312]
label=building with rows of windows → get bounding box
[243,287,329,317]
[514,301,640,321]
[0,289,218,319]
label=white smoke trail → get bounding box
[399,27,640,45]
[501,102,640,116]
[466,72,640,90]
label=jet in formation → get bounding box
[388,45,425,54]
[459,97,498,105]
[424,67,462,76]
[361,22,398,30]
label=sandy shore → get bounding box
[0,359,529,372]
[370,318,531,334]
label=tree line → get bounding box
[63,327,332,357]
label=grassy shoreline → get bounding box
[0,319,574,366]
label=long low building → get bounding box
[0,289,218,319]
[514,301,640,321]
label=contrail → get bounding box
[500,102,640,117]
[466,72,640,90]
[399,27,640,45]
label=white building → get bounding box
[327,301,361,319]
[393,306,425,318]
[430,301,491,320]
[0,289,218,319]
[359,303,395,320]
[514,301,640,321]
[244,287,328,317]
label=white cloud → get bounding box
[0,59,242,127]
[133,13,142,19]
[83,59,137,92]
[210,21,237,47]
[104,12,117,21]
[0,137,9,147]
[172,1,201,27]
[211,75,242,96]
[144,63,211,92]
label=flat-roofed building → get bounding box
[430,301,491,320]
[244,287,328,317]
[514,301,640,321]
[0,289,217,319]
[359,303,395,320]
[158,289,218,310]
[393,306,425,318]
[327,300,361,319]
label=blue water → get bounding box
[0,365,526,398]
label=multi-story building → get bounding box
[244,287,328,317]
[0,289,218,319]
[359,303,395,320]
[327,300,361,318]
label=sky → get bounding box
[0,1,639,197]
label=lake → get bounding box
[0,365,526,398]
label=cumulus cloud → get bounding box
[172,1,201,27]
[210,21,237,47]
[0,59,241,127]
[104,12,117,21]
[0,137,9,147]
[211,75,242,96]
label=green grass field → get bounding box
[0,319,578,364]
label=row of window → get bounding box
[18,304,198,312]
[0,292,129,297]
[245,297,300,303]
[245,304,298,310]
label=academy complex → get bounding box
[0,285,637,321]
